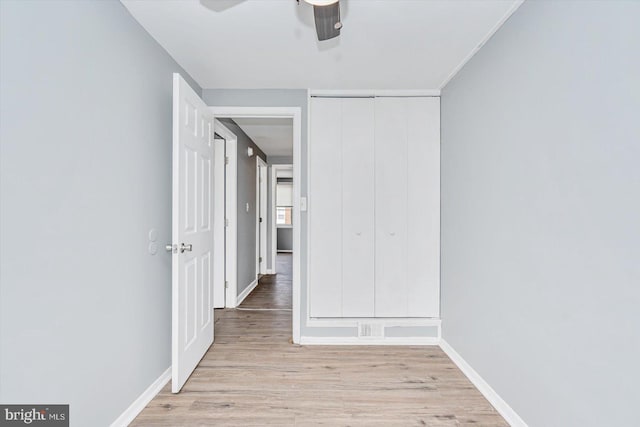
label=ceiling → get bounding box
[233,118,293,157]
[121,0,522,90]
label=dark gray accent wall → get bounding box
[277,228,293,251]
[217,119,266,296]
[269,156,294,165]
[0,1,201,425]
[441,1,640,426]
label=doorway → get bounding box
[212,107,302,343]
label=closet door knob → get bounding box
[355,232,362,236]
[389,232,396,236]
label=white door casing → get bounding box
[171,73,215,393]
[210,106,302,344]
[257,157,268,275]
[213,138,226,309]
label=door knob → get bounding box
[180,243,193,253]
[165,244,176,253]
[355,232,362,236]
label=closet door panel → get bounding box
[406,97,441,317]
[342,98,375,317]
[309,97,343,317]
[374,98,408,317]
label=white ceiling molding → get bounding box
[438,0,525,89]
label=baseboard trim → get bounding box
[265,269,275,274]
[300,336,440,345]
[236,278,259,306]
[439,339,527,427]
[307,317,441,329]
[110,367,170,427]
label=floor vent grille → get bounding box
[358,323,384,339]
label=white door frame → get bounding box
[212,120,238,309]
[271,164,293,261]
[210,106,302,344]
[213,137,226,309]
[256,156,268,275]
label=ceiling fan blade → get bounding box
[313,1,341,41]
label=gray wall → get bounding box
[269,156,294,164]
[440,1,640,426]
[277,228,293,251]
[0,1,201,425]
[218,119,266,296]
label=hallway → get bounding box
[131,254,506,426]
[239,253,293,310]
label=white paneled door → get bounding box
[171,74,215,393]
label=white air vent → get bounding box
[358,323,384,339]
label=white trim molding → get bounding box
[309,89,441,97]
[236,278,259,306]
[439,340,528,427]
[301,336,440,346]
[307,317,441,329]
[438,0,524,89]
[110,368,171,427]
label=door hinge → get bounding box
[225,281,229,289]
[225,156,230,165]
[225,218,229,227]
[259,256,263,263]
[259,217,263,223]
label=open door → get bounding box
[170,73,215,393]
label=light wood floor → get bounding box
[132,254,507,426]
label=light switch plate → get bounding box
[246,202,250,212]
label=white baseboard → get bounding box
[307,317,441,329]
[265,268,275,274]
[110,367,171,427]
[300,336,440,345]
[236,278,259,306]
[439,340,527,427]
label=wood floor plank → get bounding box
[131,254,507,426]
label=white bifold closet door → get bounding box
[374,98,408,317]
[309,96,439,319]
[309,97,375,317]
[341,99,375,317]
[374,97,440,318]
[309,97,343,317]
